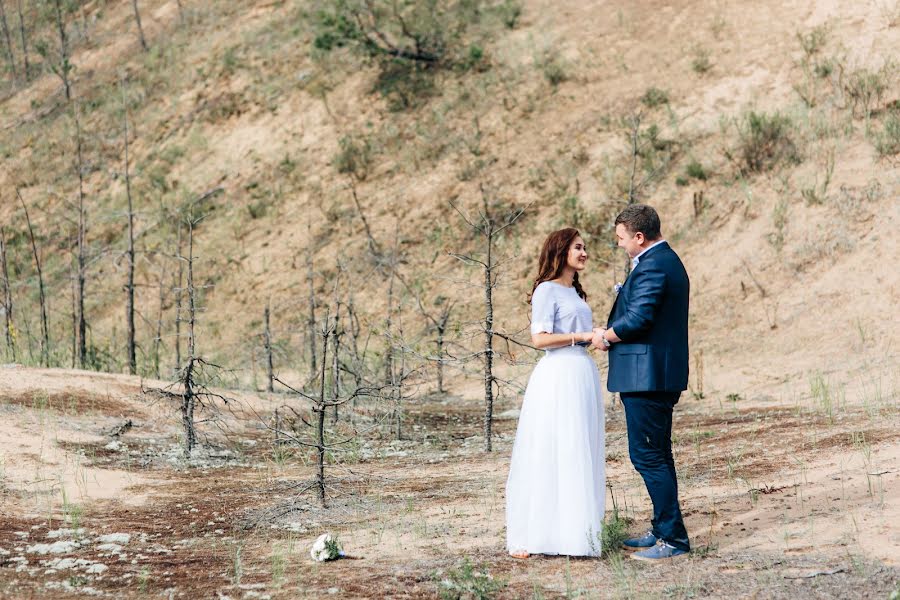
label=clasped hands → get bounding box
[590,327,609,352]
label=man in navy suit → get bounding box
[593,204,691,560]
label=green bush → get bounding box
[844,66,892,119]
[691,46,712,74]
[435,559,506,600]
[875,111,900,155]
[685,159,708,180]
[732,111,801,174]
[538,52,568,88]
[312,0,487,109]
[599,506,631,556]
[641,87,669,108]
[333,135,373,180]
[372,59,437,111]
[496,0,522,29]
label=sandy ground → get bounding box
[0,366,896,598]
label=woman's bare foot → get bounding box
[510,551,530,559]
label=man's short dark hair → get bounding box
[615,204,662,240]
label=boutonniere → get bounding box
[614,283,624,295]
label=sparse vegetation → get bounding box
[691,45,712,74]
[641,86,668,108]
[875,110,900,155]
[729,111,801,175]
[435,559,506,600]
[685,159,708,181]
[537,49,568,88]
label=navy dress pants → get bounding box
[621,391,690,551]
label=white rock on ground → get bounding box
[43,557,78,570]
[85,563,108,574]
[46,528,86,539]
[96,533,131,545]
[97,543,123,553]
[26,541,80,554]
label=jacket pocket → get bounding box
[616,343,648,355]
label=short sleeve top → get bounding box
[530,281,593,337]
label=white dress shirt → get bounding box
[632,239,667,268]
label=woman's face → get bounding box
[566,236,588,271]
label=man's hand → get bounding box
[591,327,610,352]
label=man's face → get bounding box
[615,223,645,259]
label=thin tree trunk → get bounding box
[180,217,197,458]
[0,226,14,361]
[122,75,136,375]
[316,320,329,507]
[384,259,395,385]
[52,0,71,101]
[69,263,76,367]
[0,1,17,80]
[175,0,184,26]
[153,267,166,379]
[331,315,339,423]
[73,103,87,368]
[305,225,317,381]
[181,357,196,457]
[174,220,183,373]
[394,301,405,440]
[436,325,445,394]
[17,189,49,367]
[483,221,495,453]
[186,218,195,359]
[131,0,147,51]
[264,303,273,393]
[15,0,26,79]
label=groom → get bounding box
[593,204,691,561]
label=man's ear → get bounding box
[634,231,645,245]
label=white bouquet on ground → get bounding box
[310,533,344,562]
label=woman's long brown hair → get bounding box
[529,228,587,303]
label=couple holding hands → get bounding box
[506,204,691,561]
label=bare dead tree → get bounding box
[17,188,49,366]
[329,277,341,422]
[152,260,167,379]
[414,292,455,395]
[72,102,88,368]
[121,74,137,374]
[266,314,375,508]
[48,0,73,100]
[68,258,76,367]
[263,302,274,393]
[14,0,27,79]
[160,188,222,456]
[173,218,183,373]
[449,184,529,452]
[0,225,14,361]
[0,1,17,80]
[131,0,148,51]
[626,112,642,205]
[305,219,317,381]
[181,212,200,452]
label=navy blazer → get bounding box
[606,241,690,393]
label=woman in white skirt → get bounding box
[506,228,605,558]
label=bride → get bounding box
[506,228,606,558]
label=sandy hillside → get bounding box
[0,0,898,597]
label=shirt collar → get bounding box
[632,239,666,268]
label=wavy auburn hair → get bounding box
[529,228,587,303]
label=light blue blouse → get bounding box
[530,281,593,336]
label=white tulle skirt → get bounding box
[505,346,605,557]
